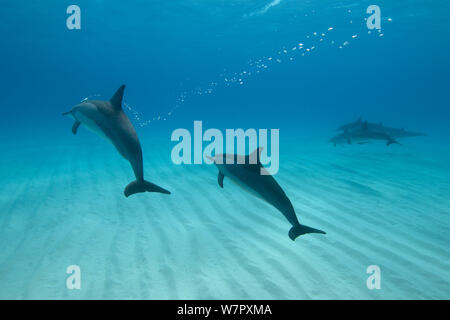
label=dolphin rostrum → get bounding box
[208,148,326,241]
[63,85,171,197]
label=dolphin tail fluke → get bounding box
[288,224,326,241]
[124,180,171,197]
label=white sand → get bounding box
[0,141,449,299]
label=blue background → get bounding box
[1,0,449,146]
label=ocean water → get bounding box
[1,0,449,299]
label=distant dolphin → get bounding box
[63,85,171,197]
[336,118,426,139]
[382,127,426,139]
[331,122,401,147]
[208,148,326,241]
[351,122,401,146]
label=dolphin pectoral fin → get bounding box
[72,121,81,135]
[288,224,326,241]
[218,171,224,188]
[124,180,171,197]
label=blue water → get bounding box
[0,1,449,299]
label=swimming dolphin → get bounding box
[331,122,400,146]
[381,127,426,139]
[337,118,426,139]
[63,85,171,197]
[350,122,401,146]
[207,148,326,241]
[352,122,426,139]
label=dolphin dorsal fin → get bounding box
[249,147,263,164]
[110,85,126,111]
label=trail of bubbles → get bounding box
[81,94,102,102]
[85,12,391,128]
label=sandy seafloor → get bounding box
[0,136,449,300]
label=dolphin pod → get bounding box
[63,85,171,197]
[330,117,426,147]
[64,88,427,241]
[64,87,326,241]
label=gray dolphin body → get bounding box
[63,85,170,197]
[208,149,326,241]
[352,122,425,139]
[330,129,399,146]
[336,118,426,140]
[381,127,426,139]
[330,119,424,146]
[347,122,401,146]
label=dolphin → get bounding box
[63,85,171,197]
[347,122,401,146]
[382,127,426,139]
[207,148,326,241]
[353,122,426,139]
[331,122,401,147]
[337,118,426,139]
